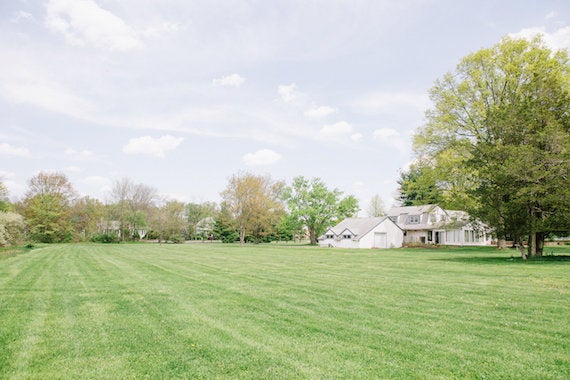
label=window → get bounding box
[326,234,334,239]
[429,214,436,223]
[408,215,420,224]
[427,231,433,241]
[342,234,352,239]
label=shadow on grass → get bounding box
[433,254,570,265]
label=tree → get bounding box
[220,173,284,244]
[109,178,156,240]
[0,181,10,212]
[186,202,218,237]
[396,162,443,207]
[414,36,570,258]
[0,212,25,246]
[284,176,360,245]
[213,201,238,243]
[70,196,105,241]
[20,172,77,243]
[367,194,386,217]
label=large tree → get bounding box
[20,172,77,243]
[221,173,284,244]
[415,36,570,258]
[284,176,359,245]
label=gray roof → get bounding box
[386,204,441,216]
[321,217,398,241]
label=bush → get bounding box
[91,232,119,243]
[168,234,185,244]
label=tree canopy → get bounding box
[284,176,359,245]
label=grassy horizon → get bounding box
[0,243,568,378]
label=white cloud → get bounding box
[278,83,302,104]
[352,91,430,114]
[64,166,83,173]
[212,74,246,87]
[373,128,400,139]
[319,121,359,142]
[11,11,34,23]
[0,143,31,157]
[373,128,409,153]
[64,148,95,161]
[545,11,558,20]
[0,65,95,119]
[122,135,184,158]
[242,149,282,166]
[304,106,336,119]
[509,26,570,51]
[45,0,143,51]
[350,133,363,142]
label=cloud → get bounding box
[0,65,95,119]
[319,121,361,143]
[64,148,95,161]
[304,106,336,119]
[11,11,34,23]
[242,149,282,166]
[0,143,31,157]
[509,26,570,51]
[278,83,303,104]
[373,128,400,139]
[545,11,557,20]
[212,74,246,87]
[122,135,184,158]
[373,128,409,152]
[45,0,143,51]
[352,91,430,115]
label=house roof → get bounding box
[386,204,442,216]
[320,217,399,241]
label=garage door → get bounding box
[373,232,387,248]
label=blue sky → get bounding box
[1,0,569,212]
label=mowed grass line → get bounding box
[0,244,568,378]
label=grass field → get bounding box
[0,243,568,379]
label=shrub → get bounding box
[91,232,119,243]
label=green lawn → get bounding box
[0,243,568,379]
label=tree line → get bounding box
[2,37,568,255]
[0,172,360,246]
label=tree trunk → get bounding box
[497,238,507,249]
[239,227,246,245]
[518,237,527,260]
[529,232,537,257]
[536,232,545,257]
[309,228,317,245]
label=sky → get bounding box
[1,0,569,212]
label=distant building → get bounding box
[386,204,491,246]
[318,217,404,249]
[318,204,492,249]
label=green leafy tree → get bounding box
[70,196,105,241]
[186,202,218,237]
[213,202,238,243]
[221,173,284,244]
[284,176,360,245]
[415,36,570,258]
[20,172,77,243]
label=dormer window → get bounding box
[342,234,352,239]
[408,215,420,224]
[326,234,334,239]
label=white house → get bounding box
[318,217,404,249]
[386,204,492,246]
